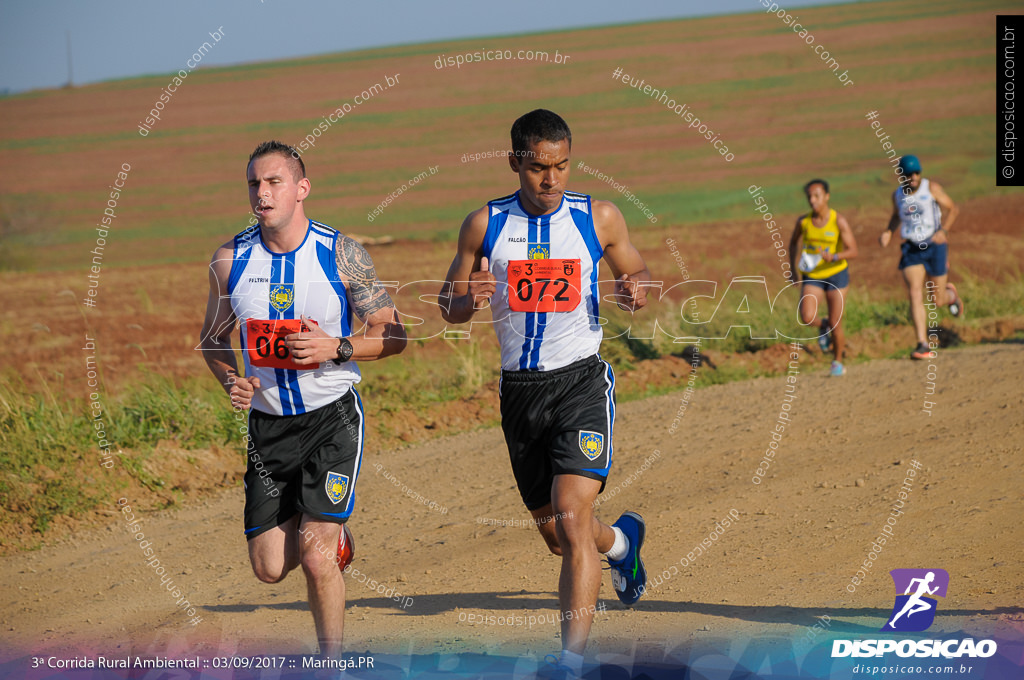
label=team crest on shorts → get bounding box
[268,284,294,313]
[578,431,604,461]
[325,471,350,505]
[528,245,550,259]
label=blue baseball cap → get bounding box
[898,154,922,174]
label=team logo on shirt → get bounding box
[579,431,604,461]
[528,244,550,259]
[269,284,294,313]
[325,471,350,505]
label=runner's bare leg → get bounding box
[298,518,346,657]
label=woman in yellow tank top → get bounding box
[788,179,859,376]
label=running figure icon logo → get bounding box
[881,568,949,632]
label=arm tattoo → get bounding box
[335,236,395,320]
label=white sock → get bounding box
[604,526,628,562]
[560,649,584,676]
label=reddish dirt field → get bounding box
[0,0,1005,270]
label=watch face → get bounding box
[338,339,353,362]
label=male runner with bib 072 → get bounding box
[199,141,407,660]
[438,110,652,679]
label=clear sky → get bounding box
[0,0,854,94]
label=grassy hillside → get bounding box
[0,0,1012,272]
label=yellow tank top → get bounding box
[799,209,847,279]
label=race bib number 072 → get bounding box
[245,318,314,370]
[506,259,582,313]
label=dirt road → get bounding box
[2,343,1022,668]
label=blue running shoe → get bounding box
[537,654,577,680]
[607,512,647,606]
[818,318,831,353]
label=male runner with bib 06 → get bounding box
[200,140,406,661]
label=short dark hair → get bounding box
[511,109,572,157]
[803,178,829,195]
[248,140,305,180]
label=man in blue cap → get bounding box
[878,154,962,359]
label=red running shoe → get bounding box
[337,524,354,571]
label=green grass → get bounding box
[0,372,238,533]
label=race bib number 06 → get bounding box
[245,318,314,370]
[506,259,582,313]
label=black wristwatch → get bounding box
[331,337,354,365]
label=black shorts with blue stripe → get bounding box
[499,354,616,511]
[243,389,363,540]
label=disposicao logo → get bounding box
[831,568,998,659]
[882,568,948,632]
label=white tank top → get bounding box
[482,191,603,371]
[228,220,360,416]
[894,178,942,243]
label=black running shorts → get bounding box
[499,354,616,511]
[243,389,364,540]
